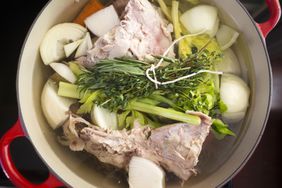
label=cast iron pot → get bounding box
[0,0,281,187]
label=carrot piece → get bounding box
[73,0,104,25]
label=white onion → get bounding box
[41,80,76,129]
[209,18,220,38]
[40,23,86,65]
[220,74,250,114]
[216,24,239,50]
[128,156,165,188]
[75,32,93,58]
[215,49,241,76]
[223,111,246,123]
[50,63,77,83]
[84,5,120,37]
[91,105,118,130]
[64,39,82,57]
[180,5,218,37]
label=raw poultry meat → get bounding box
[86,0,173,66]
[61,112,212,181]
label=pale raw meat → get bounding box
[61,113,212,181]
[86,0,173,66]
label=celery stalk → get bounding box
[128,101,201,126]
[157,0,172,21]
[58,82,81,99]
[171,1,181,39]
[149,94,182,110]
[69,61,84,76]
[77,90,101,114]
[171,1,192,59]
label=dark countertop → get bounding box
[0,0,281,187]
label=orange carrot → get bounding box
[74,0,105,25]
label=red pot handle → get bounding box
[257,0,281,38]
[0,120,65,188]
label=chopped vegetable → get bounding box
[58,82,82,99]
[50,63,77,83]
[128,156,165,188]
[91,105,118,130]
[180,5,219,37]
[64,39,82,57]
[73,0,104,25]
[40,23,87,65]
[220,74,250,122]
[212,119,236,137]
[216,24,239,50]
[77,90,101,114]
[41,80,75,129]
[69,61,85,76]
[171,1,181,39]
[75,32,93,58]
[127,100,201,126]
[84,5,120,37]
[215,49,241,75]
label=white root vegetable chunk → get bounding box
[91,105,118,130]
[50,63,77,83]
[220,74,250,122]
[64,39,83,58]
[215,49,241,76]
[41,80,76,129]
[216,24,239,50]
[128,156,165,188]
[180,5,218,37]
[75,32,93,58]
[84,5,120,37]
[40,23,87,65]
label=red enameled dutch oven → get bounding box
[0,0,281,187]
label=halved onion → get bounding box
[50,63,77,83]
[180,5,218,37]
[41,79,76,129]
[128,156,165,188]
[216,24,239,50]
[40,23,87,65]
[215,49,241,76]
[91,105,118,130]
[84,5,120,37]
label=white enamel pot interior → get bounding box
[17,0,272,187]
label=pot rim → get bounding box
[15,0,273,187]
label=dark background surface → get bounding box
[0,0,281,187]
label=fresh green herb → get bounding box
[59,48,234,137]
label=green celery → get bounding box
[77,90,101,114]
[69,61,84,76]
[118,110,131,129]
[171,1,181,39]
[136,98,160,106]
[149,94,183,111]
[212,119,236,137]
[58,82,81,99]
[127,100,201,126]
